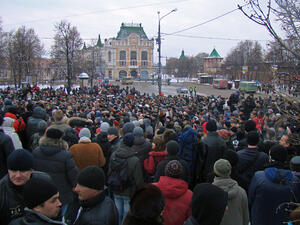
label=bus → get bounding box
[239,81,258,93]
[213,79,228,89]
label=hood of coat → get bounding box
[154,176,188,199]
[115,142,137,159]
[38,136,69,155]
[265,167,294,184]
[2,117,14,127]
[180,127,197,144]
[213,177,240,201]
[133,135,146,146]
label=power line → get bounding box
[4,0,190,27]
[162,3,250,36]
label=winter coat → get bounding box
[110,137,121,154]
[249,168,300,225]
[26,107,47,146]
[132,136,152,164]
[8,208,64,225]
[33,137,78,205]
[153,176,192,225]
[1,117,22,150]
[69,138,106,172]
[48,120,71,133]
[202,132,227,181]
[64,191,118,225]
[0,129,15,179]
[212,177,249,225]
[154,155,190,184]
[144,150,168,175]
[109,142,144,197]
[4,112,26,134]
[0,171,51,225]
[237,147,268,182]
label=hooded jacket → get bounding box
[32,137,78,205]
[153,176,192,225]
[249,168,300,225]
[212,177,249,225]
[1,117,22,150]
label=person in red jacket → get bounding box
[153,160,193,225]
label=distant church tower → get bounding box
[204,48,223,74]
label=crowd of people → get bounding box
[0,83,300,225]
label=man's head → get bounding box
[206,120,217,132]
[7,149,34,186]
[279,134,290,148]
[23,176,61,219]
[53,109,64,122]
[75,166,105,201]
[214,159,232,178]
[247,131,260,147]
[107,127,119,142]
[166,140,180,156]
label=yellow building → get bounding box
[103,23,154,79]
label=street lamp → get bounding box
[157,8,177,95]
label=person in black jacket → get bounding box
[64,166,119,225]
[8,176,63,225]
[0,149,51,225]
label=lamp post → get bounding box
[157,8,177,95]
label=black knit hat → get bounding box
[247,131,259,146]
[23,176,58,209]
[165,160,183,178]
[130,184,165,219]
[77,166,105,190]
[46,128,63,139]
[245,120,257,132]
[7,149,34,171]
[107,127,119,137]
[206,120,217,132]
[166,140,180,156]
[123,133,135,147]
[269,144,287,163]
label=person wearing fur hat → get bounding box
[32,128,78,213]
[153,160,193,225]
[248,157,300,225]
[0,149,52,225]
[64,166,118,225]
[212,159,249,225]
[183,183,228,225]
[8,176,63,225]
[122,184,165,225]
[201,120,227,182]
[70,128,106,171]
[108,132,144,224]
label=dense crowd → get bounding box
[0,83,299,225]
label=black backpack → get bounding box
[107,156,131,192]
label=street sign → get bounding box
[242,66,248,72]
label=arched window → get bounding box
[141,51,148,60]
[119,51,126,60]
[130,51,137,60]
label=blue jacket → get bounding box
[248,168,300,225]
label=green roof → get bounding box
[116,23,149,40]
[82,42,87,50]
[96,34,103,47]
[179,50,185,60]
[209,48,221,58]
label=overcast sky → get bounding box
[1,0,280,63]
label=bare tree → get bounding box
[51,20,82,93]
[0,18,7,70]
[6,26,44,88]
[238,0,300,59]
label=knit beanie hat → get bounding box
[247,131,259,146]
[77,166,105,190]
[46,128,64,139]
[166,140,180,156]
[245,120,257,132]
[123,132,135,147]
[7,149,34,171]
[122,122,135,135]
[165,160,183,178]
[206,120,217,132]
[79,128,91,139]
[133,126,143,137]
[107,127,119,137]
[290,156,300,172]
[130,184,165,219]
[214,159,232,178]
[100,122,110,133]
[23,176,58,209]
[269,144,287,163]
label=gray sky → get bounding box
[1,0,278,63]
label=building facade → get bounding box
[102,23,154,80]
[204,48,223,74]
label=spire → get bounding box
[179,49,185,60]
[209,48,221,58]
[82,42,87,50]
[96,34,103,47]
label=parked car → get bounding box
[176,87,189,94]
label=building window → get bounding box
[141,51,148,67]
[119,50,126,67]
[130,51,137,66]
[108,51,112,62]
